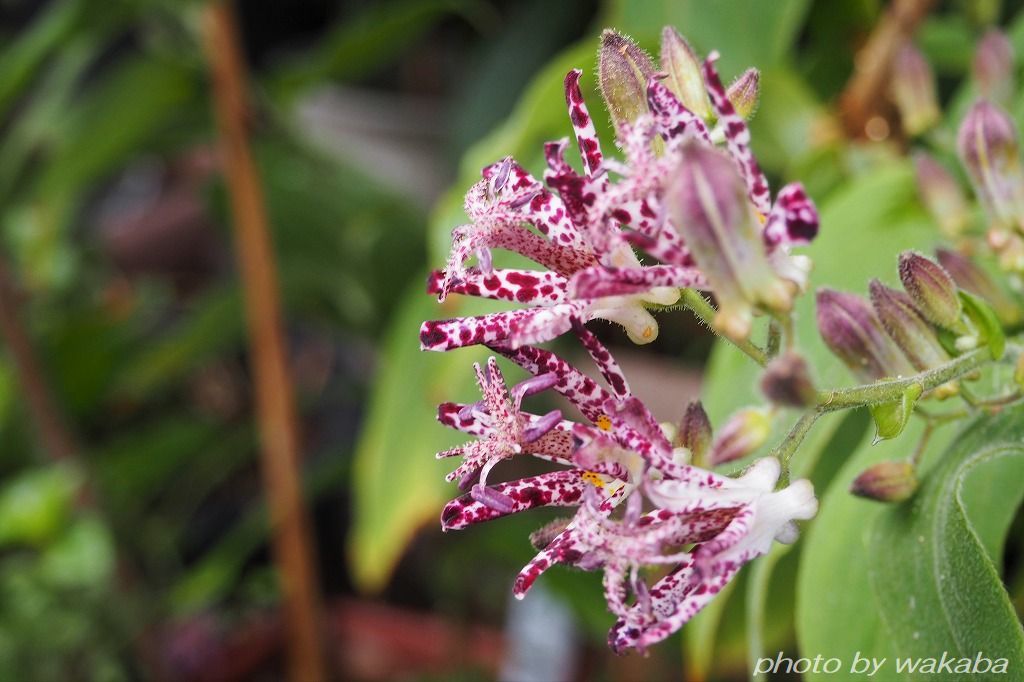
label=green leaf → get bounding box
[0,465,81,547]
[868,382,923,442]
[959,290,1006,360]
[347,279,488,592]
[867,406,1024,678]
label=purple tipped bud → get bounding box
[599,30,657,133]
[760,352,817,407]
[816,289,915,382]
[957,100,1024,229]
[850,461,917,502]
[530,517,571,550]
[890,43,940,136]
[1014,354,1024,392]
[660,26,712,119]
[726,68,760,120]
[667,142,792,340]
[898,251,965,332]
[470,484,515,514]
[521,409,563,443]
[913,152,970,238]
[675,401,712,465]
[935,247,1021,325]
[709,407,770,466]
[869,280,949,371]
[974,29,1015,105]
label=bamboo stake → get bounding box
[200,4,326,680]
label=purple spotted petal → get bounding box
[703,52,771,215]
[762,183,819,248]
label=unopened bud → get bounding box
[850,460,917,502]
[935,247,1022,325]
[816,289,915,382]
[709,407,770,466]
[675,401,712,465]
[660,26,712,119]
[1015,354,1024,392]
[913,152,971,238]
[667,141,792,341]
[957,99,1024,229]
[890,42,940,136]
[726,68,760,119]
[869,280,950,371]
[973,29,1015,105]
[599,30,657,133]
[898,251,966,332]
[760,352,816,407]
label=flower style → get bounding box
[420,35,819,353]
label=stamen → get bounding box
[471,484,515,514]
[522,409,563,443]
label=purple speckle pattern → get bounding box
[421,36,823,655]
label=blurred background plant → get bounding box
[0,0,1022,680]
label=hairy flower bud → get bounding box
[726,68,760,120]
[667,142,792,340]
[760,352,816,407]
[709,407,770,466]
[913,152,970,238]
[600,30,657,133]
[850,460,918,502]
[816,289,915,382]
[890,42,940,136]
[898,251,965,332]
[935,247,1022,325]
[957,100,1024,230]
[660,26,712,119]
[529,517,572,550]
[675,401,712,465]
[869,280,949,371]
[974,29,1015,105]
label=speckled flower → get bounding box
[434,335,817,654]
[420,42,819,353]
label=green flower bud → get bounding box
[659,26,712,119]
[599,30,656,134]
[726,68,760,120]
[913,152,970,238]
[890,42,939,136]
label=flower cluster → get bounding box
[420,27,822,653]
[419,28,819,351]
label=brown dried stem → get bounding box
[200,3,327,680]
[838,0,936,138]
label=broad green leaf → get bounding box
[348,279,487,592]
[867,405,1024,679]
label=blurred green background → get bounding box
[0,0,1020,680]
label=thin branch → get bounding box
[0,257,78,462]
[679,289,767,367]
[200,4,326,681]
[838,0,936,138]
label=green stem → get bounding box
[814,347,990,412]
[679,289,767,367]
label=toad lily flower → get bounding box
[610,458,817,652]
[421,41,819,353]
